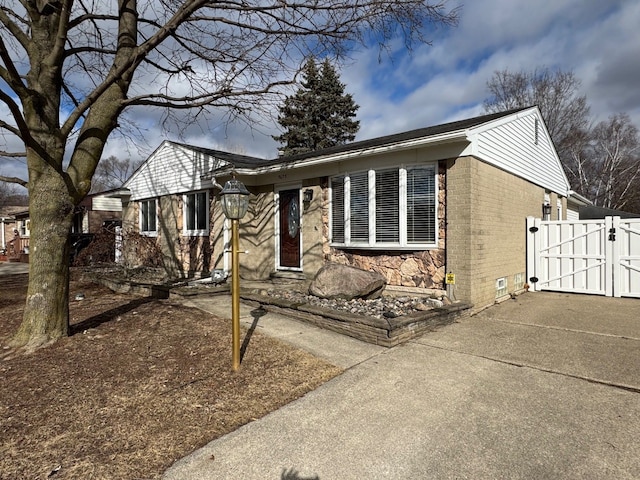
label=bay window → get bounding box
[330,165,437,248]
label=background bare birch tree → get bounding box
[0,0,458,349]
[585,114,640,211]
[484,67,640,214]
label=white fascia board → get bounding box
[467,106,539,135]
[232,130,468,176]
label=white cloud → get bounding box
[2,0,639,185]
[343,0,640,143]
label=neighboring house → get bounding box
[71,188,124,235]
[0,190,123,261]
[70,189,124,261]
[120,106,572,310]
[0,207,30,257]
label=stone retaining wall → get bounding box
[242,292,471,347]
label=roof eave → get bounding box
[568,190,594,206]
[222,130,469,176]
[106,188,132,199]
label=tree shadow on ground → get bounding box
[281,468,320,480]
[70,297,156,335]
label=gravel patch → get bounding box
[261,289,447,320]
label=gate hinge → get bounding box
[608,227,616,241]
[529,277,539,283]
[529,226,539,233]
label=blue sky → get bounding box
[1,0,639,185]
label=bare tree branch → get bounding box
[0,36,27,95]
[0,119,23,138]
[0,174,28,187]
[0,4,30,50]
[60,0,209,137]
[0,150,26,157]
[0,88,29,140]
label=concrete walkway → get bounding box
[0,261,29,275]
[165,291,640,480]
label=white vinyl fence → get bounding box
[526,216,640,298]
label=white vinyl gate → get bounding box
[526,216,640,298]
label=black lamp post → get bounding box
[219,178,250,371]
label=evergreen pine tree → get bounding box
[274,58,360,156]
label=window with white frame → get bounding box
[19,219,30,237]
[330,165,437,248]
[183,191,209,235]
[496,277,508,298]
[140,199,157,235]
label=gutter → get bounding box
[207,129,468,178]
[106,188,132,199]
[568,190,593,206]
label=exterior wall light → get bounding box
[303,188,314,210]
[219,177,250,371]
[303,188,314,203]
[220,178,250,220]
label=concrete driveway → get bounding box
[418,291,640,392]
[164,291,640,480]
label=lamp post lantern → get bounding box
[219,178,250,371]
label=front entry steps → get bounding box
[269,271,310,289]
[269,271,307,281]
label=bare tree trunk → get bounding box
[11,151,74,349]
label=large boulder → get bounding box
[309,264,386,300]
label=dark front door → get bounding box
[279,189,301,268]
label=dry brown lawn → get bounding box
[0,270,342,480]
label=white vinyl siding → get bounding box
[330,165,437,249]
[566,207,579,221]
[140,199,157,235]
[92,196,122,212]
[125,142,228,201]
[472,111,570,196]
[183,191,209,235]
